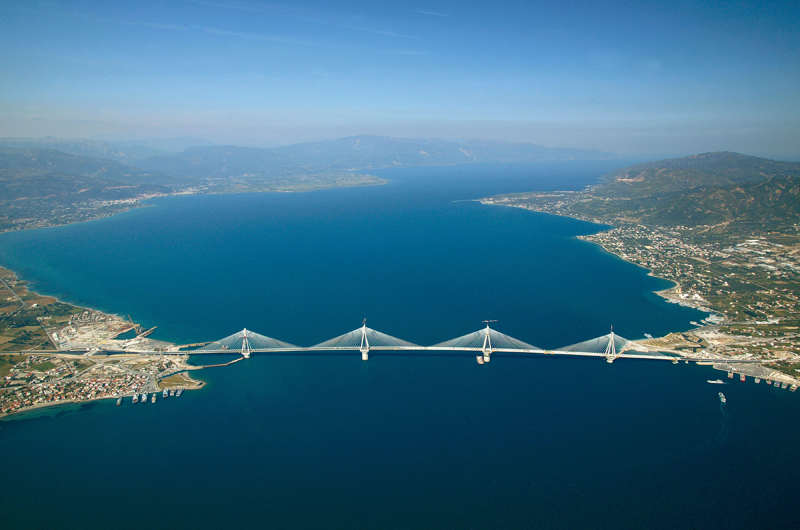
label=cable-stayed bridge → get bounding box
[148,321,682,364]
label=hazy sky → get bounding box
[1,0,798,156]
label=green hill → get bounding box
[597,152,800,198]
[0,148,178,202]
[570,152,800,229]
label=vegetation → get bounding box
[567,152,800,229]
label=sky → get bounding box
[1,0,799,157]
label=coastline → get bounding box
[0,374,205,421]
[480,197,800,385]
[0,260,208,418]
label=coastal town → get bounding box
[0,352,199,416]
[0,266,203,417]
[481,192,800,385]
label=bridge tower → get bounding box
[481,320,498,362]
[359,320,369,361]
[604,326,618,363]
[241,328,252,359]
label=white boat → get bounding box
[707,379,724,384]
[719,392,726,403]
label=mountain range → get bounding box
[2,135,799,232]
[132,135,622,178]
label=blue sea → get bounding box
[1,162,799,529]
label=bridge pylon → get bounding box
[605,326,618,363]
[359,320,369,361]
[241,328,252,359]
[481,320,498,363]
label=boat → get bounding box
[740,373,746,382]
[719,392,726,403]
[791,384,797,392]
[116,396,122,406]
[774,381,780,387]
[132,393,138,403]
[781,382,788,389]
[476,356,484,365]
[707,379,724,384]
[755,378,761,384]
[141,392,148,403]
[727,372,734,379]
[162,388,169,398]
[169,389,175,397]
[176,388,183,397]
[151,394,157,403]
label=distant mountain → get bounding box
[596,152,800,198]
[106,136,215,154]
[134,134,621,178]
[135,145,286,179]
[0,137,175,163]
[0,148,180,201]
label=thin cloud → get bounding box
[188,0,417,39]
[413,10,452,17]
[191,25,311,45]
[120,21,189,31]
[381,50,430,55]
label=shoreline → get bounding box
[0,377,206,421]
[480,198,800,384]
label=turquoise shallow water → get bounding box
[1,162,799,529]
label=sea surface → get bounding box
[1,162,799,529]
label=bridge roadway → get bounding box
[104,323,752,365]
[135,345,681,361]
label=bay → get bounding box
[1,161,798,529]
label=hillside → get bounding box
[632,175,800,227]
[0,148,178,207]
[562,152,800,228]
[596,152,800,198]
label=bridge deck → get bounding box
[127,345,679,361]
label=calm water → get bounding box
[1,162,799,529]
